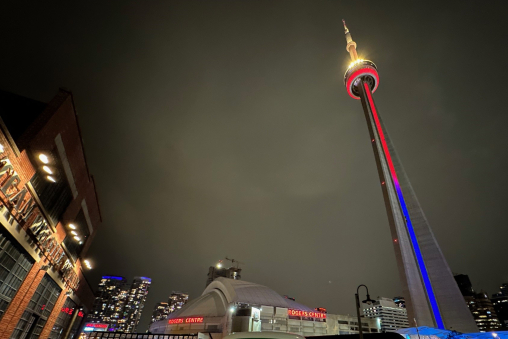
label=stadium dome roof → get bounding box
[167,278,314,320]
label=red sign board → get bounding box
[168,317,204,324]
[288,309,327,319]
[85,323,108,329]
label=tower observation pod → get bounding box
[341,20,478,333]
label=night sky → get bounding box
[1,0,508,330]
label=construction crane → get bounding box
[224,257,244,269]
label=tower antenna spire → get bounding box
[342,19,358,61]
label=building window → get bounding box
[0,229,35,320]
[338,320,349,324]
[30,148,73,226]
[62,209,90,261]
[48,297,78,339]
[11,273,62,339]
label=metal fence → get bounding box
[86,333,199,339]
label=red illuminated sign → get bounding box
[168,317,204,324]
[61,307,84,317]
[288,309,326,319]
[85,323,108,329]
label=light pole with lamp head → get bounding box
[356,284,375,339]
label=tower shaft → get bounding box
[357,79,478,332]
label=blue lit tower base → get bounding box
[342,20,477,333]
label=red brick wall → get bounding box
[0,261,46,339]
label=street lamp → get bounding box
[355,284,375,339]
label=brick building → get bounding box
[0,89,101,339]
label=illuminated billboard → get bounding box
[83,323,109,332]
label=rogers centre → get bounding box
[149,278,379,338]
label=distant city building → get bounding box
[206,266,241,286]
[393,297,406,308]
[151,302,170,324]
[88,276,129,328]
[455,274,475,297]
[150,278,379,336]
[123,277,152,332]
[362,297,410,332]
[454,274,502,332]
[88,276,151,333]
[169,291,189,313]
[492,283,508,329]
[467,292,501,332]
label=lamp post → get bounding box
[355,284,375,339]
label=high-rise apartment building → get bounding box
[88,276,151,333]
[362,297,410,332]
[123,277,151,332]
[168,291,189,313]
[492,283,508,329]
[150,302,169,324]
[0,89,102,339]
[87,276,128,328]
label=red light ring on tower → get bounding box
[346,67,379,100]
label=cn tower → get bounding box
[342,20,477,332]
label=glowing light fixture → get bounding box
[71,231,77,236]
[74,236,81,241]
[69,224,76,230]
[47,176,56,182]
[0,144,4,153]
[84,260,92,269]
[42,166,53,174]
[217,262,222,269]
[39,154,49,164]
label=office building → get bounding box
[453,274,502,332]
[455,274,475,297]
[341,20,477,332]
[492,283,508,329]
[362,297,410,332]
[168,292,189,314]
[87,276,151,333]
[151,302,169,324]
[150,277,379,338]
[0,89,102,339]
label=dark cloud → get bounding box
[1,0,507,330]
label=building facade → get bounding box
[151,302,170,324]
[149,278,379,339]
[454,274,502,332]
[492,283,508,329]
[123,277,151,333]
[87,276,151,333]
[169,292,189,314]
[0,89,102,339]
[341,21,477,332]
[363,297,409,332]
[466,292,501,332]
[87,276,129,329]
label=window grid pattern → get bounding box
[0,231,34,320]
[48,297,77,339]
[10,274,62,339]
